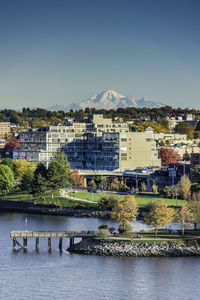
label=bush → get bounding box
[118,223,132,233]
[109,227,116,234]
[186,240,199,247]
[119,182,129,192]
[98,195,118,210]
[118,232,136,238]
[98,228,110,237]
[98,224,109,230]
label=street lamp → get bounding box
[175,188,178,206]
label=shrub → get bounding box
[186,240,198,247]
[98,224,109,230]
[98,226,110,237]
[119,181,129,192]
[118,223,132,233]
[109,227,116,234]
[98,195,118,210]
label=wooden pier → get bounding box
[10,230,96,252]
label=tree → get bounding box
[111,195,138,232]
[119,181,129,192]
[152,184,158,194]
[47,159,68,198]
[4,137,20,154]
[70,170,84,187]
[159,147,181,166]
[20,168,34,192]
[98,195,118,210]
[110,177,120,191]
[135,122,169,133]
[102,176,109,190]
[140,181,147,193]
[31,163,48,200]
[14,160,36,183]
[52,151,71,182]
[0,165,14,194]
[196,120,200,132]
[174,122,194,139]
[188,195,200,230]
[174,204,194,235]
[88,179,96,190]
[178,175,191,200]
[0,158,15,172]
[158,119,169,131]
[144,200,174,237]
[191,165,200,192]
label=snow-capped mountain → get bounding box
[79,90,138,110]
[48,90,166,111]
[136,97,165,109]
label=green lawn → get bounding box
[1,191,33,202]
[0,190,184,209]
[1,190,97,208]
[96,229,200,243]
[75,191,184,207]
[97,237,200,243]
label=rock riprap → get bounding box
[68,238,200,257]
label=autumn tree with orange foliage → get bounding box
[159,147,181,166]
[70,169,84,187]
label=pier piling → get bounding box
[36,237,39,251]
[23,238,27,252]
[59,237,63,253]
[48,238,51,252]
[13,238,16,251]
[70,237,74,247]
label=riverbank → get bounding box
[0,199,148,218]
[68,238,200,257]
[0,199,111,218]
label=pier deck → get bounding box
[10,230,96,252]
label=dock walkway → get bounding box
[10,230,96,252]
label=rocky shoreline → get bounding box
[68,238,200,257]
[0,199,111,218]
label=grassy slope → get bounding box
[1,190,184,208]
[75,191,184,206]
[1,191,96,208]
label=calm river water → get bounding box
[1,212,200,300]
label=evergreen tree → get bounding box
[20,168,34,191]
[31,163,48,200]
[192,166,200,192]
[47,160,68,198]
[53,152,71,181]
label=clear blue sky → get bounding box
[0,0,200,109]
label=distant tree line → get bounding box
[0,106,200,129]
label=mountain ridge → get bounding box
[47,90,166,112]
